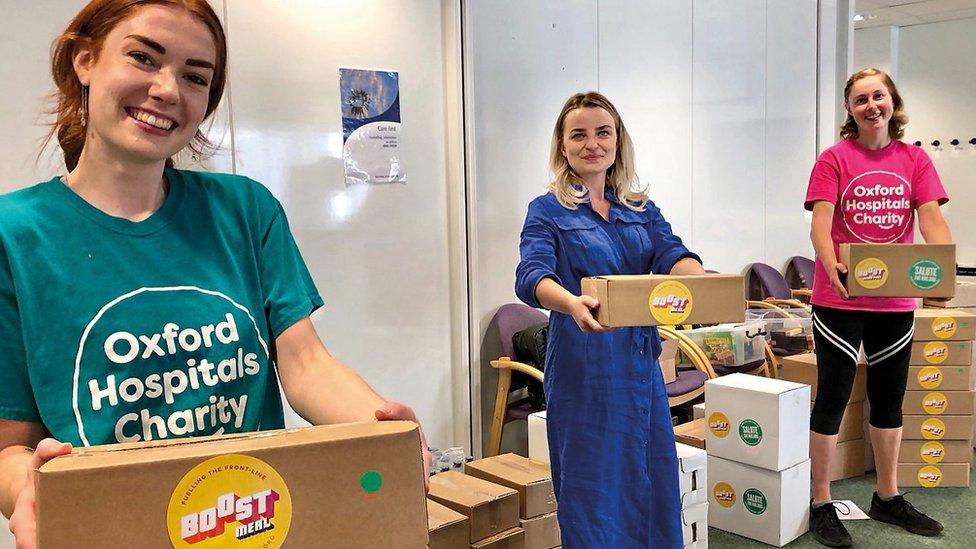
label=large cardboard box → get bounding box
[902,390,976,416]
[831,439,866,481]
[913,309,976,341]
[705,374,810,471]
[923,278,976,308]
[908,365,974,391]
[581,274,745,327]
[660,338,679,384]
[681,501,708,548]
[471,527,525,548]
[35,422,427,548]
[676,442,707,507]
[910,340,973,366]
[899,439,974,465]
[520,512,560,549]
[902,414,976,440]
[707,455,810,547]
[674,418,706,450]
[464,453,556,519]
[428,471,520,543]
[840,243,955,298]
[897,463,971,488]
[527,412,549,464]
[779,352,866,403]
[429,499,470,549]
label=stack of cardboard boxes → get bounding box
[676,442,708,548]
[778,352,867,481]
[897,308,976,488]
[428,453,560,548]
[705,374,811,547]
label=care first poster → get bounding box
[339,68,405,185]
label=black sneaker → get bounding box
[868,492,943,536]
[810,500,853,548]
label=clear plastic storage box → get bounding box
[683,321,767,367]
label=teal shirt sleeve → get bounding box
[259,201,324,338]
[0,242,41,421]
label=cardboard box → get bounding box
[902,414,976,440]
[896,463,970,488]
[831,439,866,481]
[902,390,976,416]
[910,340,973,366]
[428,471,519,543]
[520,512,560,549]
[693,402,705,420]
[581,274,745,327]
[35,422,427,548]
[676,442,707,507]
[660,338,679,384]
[681,501,708,547]
[923,278,976,308]
[840,243,955,298]
[429,499,470,549]
[908,365,975,391]
[899,439,974,465]
[471,527,525,548]
[779,352,866,403]
[528,411,549,464]
[705,374,810,471]
[707,455,810,547]
[674,418,706,450]
[464,453,556,519]
[913,308,976,341]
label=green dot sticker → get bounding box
[360,470,383,493]
[909,260,942,290]
[743,488,768,515]
[739,419,763,446]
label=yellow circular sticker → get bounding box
[167,454,292,548]
[932,317,957,339]
[853,258,888,289]
[708,412,731,439]
[922,342,949,365]
[648,280,693,325]
[920,418,946,440]
[920,441,946,464]
[713,482,736,508]
[922,392,948,415]
[917,366,943,389]
[917,465,943,488]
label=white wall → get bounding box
[853,25,899,79]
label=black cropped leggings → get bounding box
[810,305,914,435]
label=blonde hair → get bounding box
[840,68,908,140]
[548,92,647,211]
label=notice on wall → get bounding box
[339,68,405,185]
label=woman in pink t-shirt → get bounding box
[804,68,953,548]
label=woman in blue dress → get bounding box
[515,92,705,548]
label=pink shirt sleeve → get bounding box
[804,151,840,211]
[912,147,949,207]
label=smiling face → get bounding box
[73,5,217,167]
[560,106,618,181]
[845,74,894,137]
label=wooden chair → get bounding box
[658,326,716,407]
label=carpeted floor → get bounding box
[708,465,975,548]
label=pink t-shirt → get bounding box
[804,138,948,312]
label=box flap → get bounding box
[915,308,976,320]
[676,442,706,473]
[465,453,551,486]
[428,470,517,508]
[427,499,468,531]
[706,372,808,395]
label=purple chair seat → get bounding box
[711,358,767,376]
[676,362,697,372]
[666,369,708,398]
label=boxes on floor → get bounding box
[705,374,810,471]
[902,415,976,440]
[676,442,707,507]
[900,439,973,465]
[831,439,865,481]
[913,309,976,341]
[428,499,469,549]
[464,453,556,519]
[778,352,866,403]
[902,390,976,416]
[707,455,810,547]
[840,243,955,298]
[528,411,549,464]
[520,512,560,549]
[910,340,973,366]
[428,471,520,543]
[908,365,975,391]
[581,274,745,327]
[896,463,970,488]
[471,527,525,549]
[35,422,427,548]
[674,418,706,450]
[681,501,708,548]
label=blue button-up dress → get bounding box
[515,190,700,548]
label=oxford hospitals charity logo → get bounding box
[73,287,269,446]
[841,171,912,243]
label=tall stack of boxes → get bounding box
[897,308,976,488]
[778,352,867,480]
[676,442,708,548]
[704,373,811,547]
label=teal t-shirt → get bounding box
[0,168,323,446]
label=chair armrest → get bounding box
[490,357,544,383]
